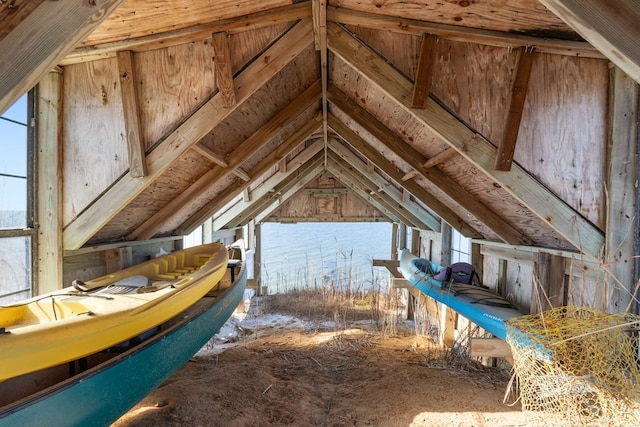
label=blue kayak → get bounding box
[399,249,523,340]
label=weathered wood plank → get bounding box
[129,80,321,241]
[328,86,528,245]
[411,34,437,109]
[63,20,313,250]
[531,253,566,313]
[538,0,640,84]
[470,338,513,362]
[327,22,604,259]
[117,50,147,177]
[0,0,125,115]
[605,67,639,313]
[212,32,237,108]
[495,47,534,171]
[37,70,63,294]
[180,115,323,235]
[192,143,229,167]
[328,140,440,231]
[327,6,602,59]
[61,3,311,65]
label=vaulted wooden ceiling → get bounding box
[1,0,639,259]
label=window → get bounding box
[0,93,34,304]
[451,227,471,263]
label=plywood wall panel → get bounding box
[63,58,128,225]
[332,0,574,36]
[516,54,608,229]
[134,41,216,148]
[81,0,293,46]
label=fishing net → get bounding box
[505,306,640,426]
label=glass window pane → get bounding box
[0,236,31,303]
[0,176,26,228]
[0,121,27,177]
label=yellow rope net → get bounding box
[505,306,640,426]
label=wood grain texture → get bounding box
[62,58,129,225]
[0,0,125,115]
[515,53,608,229]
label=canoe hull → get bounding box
[399,249,522,340]
[0,243,228,381]
[0,244,247,427]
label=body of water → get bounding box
[260,222,393,294]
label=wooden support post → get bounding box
[606,66,639,314]
[532,253,566,313]
[37,69,64,294]
[104,247,133,274]
[254,223,262,295]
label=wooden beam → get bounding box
[327,161,414,226]
[192,143,229,167]
[402,147,458,180]
[212,32,237,108]
[327,22,604,258]
[411,34,437,109]
[128,78,321,241]
[605,66,639,313]
[373,259,402,278]
[178,115,323,235]
[328,86,530,245]
[494,47,535,171]
[233,167,251,182]
[254,156,327,223]
[328,140,440,231]
[117,50,147,177]
[327,113,475,237]
[60,2,312,65]
[312,0,329,142]
[470,338,514,363]
[531,253,566,313]
[213,140,325,231]
[37,69,63,295]
[63,19,313,249]
[0,0,125,115]
[326,6,603,59]
[538,0,640,84]
[423,147,457,169]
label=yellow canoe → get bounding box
[0,243,228,382]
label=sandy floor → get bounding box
[112,295,530,427]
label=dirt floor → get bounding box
[112,293,530,427]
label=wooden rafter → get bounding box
[213,139,325,231]
[59,2,312,66]
[494,46,535,171]
[327,22,604,258]
[327,113,478,238]
[0,0,125,115]
[253,155,327,225]
[178,115,323,235]
[326,6,603,59]
[538,0,640,84]
[128,79,322,241]
[328,85,529,245]
[327,150,432,230]
[63,19,313,249]
[324,166,400,224]
[327,140,440,231]
[117,50,147,177]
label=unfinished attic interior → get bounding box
[1,0,640,424]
